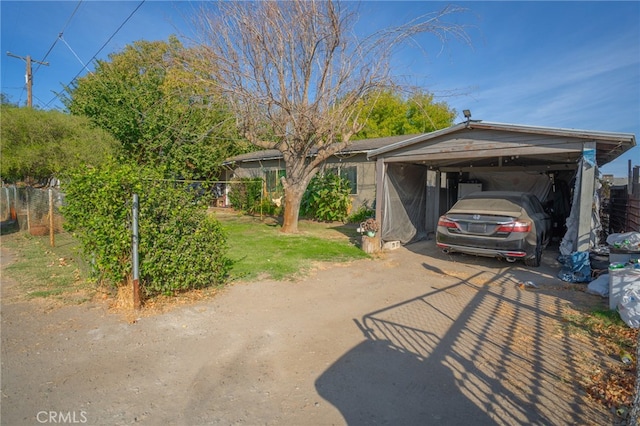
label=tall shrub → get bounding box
[300,172,352,222]
[228,178,263,213]
[62,160,231,296]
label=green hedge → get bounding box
[62,160,231,297]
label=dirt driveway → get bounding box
[1,240,616,425]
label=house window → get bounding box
[331,165,357,194]
[265,169,286,194]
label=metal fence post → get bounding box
[48,188,54,247]
[132,194,141,309]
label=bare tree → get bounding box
[191,0,470,232]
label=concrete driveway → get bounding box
[1,240,615,425]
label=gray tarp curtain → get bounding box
[381,163,428,244]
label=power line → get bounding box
[4,2,81,106]
[33,0,84,76]
[44,0,146,109]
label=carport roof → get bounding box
[367,121,636,171]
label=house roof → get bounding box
[367,120,636,169]
[222,121,636,170]
[223,134,418,165]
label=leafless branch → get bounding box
[185,0,470,231]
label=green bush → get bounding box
[62,160,232,297]
[228,178,263,213]
[301,172,352,222]
[347,205,375,223]
[254,197,283,217]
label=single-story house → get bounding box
[223,120,636,253]
[222,134,415,211]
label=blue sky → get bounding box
[1,1,638,176]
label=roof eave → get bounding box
[469,121,636,143]
[367,120,636,163]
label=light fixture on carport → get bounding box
[463,109,471,124]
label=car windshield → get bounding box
[450,197,522,214]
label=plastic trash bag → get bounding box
[618,284,640,328]
[587,274,609,297]
[606,232,640,251]
[557,251,591,283]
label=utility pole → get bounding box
[6,52,49,107]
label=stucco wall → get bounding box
[228,153,377,212]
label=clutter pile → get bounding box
[585,232,640,328]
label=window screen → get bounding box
[265,169,286,194]
[332,165,357,194]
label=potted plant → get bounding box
[360,218,379,237]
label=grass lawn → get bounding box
[1,232,94,303]
[0,210,370,301]
[215,209,369,281]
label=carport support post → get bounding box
[375,158,386,235]
[577,142,596,252]
[425,170,440,236]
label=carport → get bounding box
[368,120,636,253]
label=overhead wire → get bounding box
[58,35,88,69]
[5,0,80,104]
[43,0,146,109]
[33,0,84,76]
[33,0,244,156]
[36,0,244,154]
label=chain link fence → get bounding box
[1,185,65,236]
[0,178,287,239]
